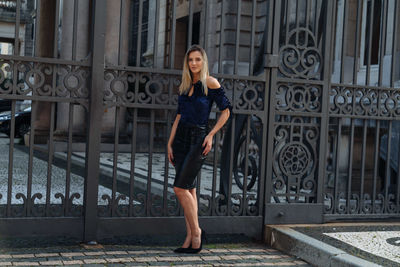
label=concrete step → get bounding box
[264,225,381,267]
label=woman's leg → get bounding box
[182,188,197,248]
[174,186,202,249]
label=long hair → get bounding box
[179,45,209,95]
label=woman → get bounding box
[167,45,231,254]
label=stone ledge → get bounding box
[264,225,380,267]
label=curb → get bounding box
[264,225,382,267]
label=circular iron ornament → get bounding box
[278,28,322,79]
[279,142,311,177]
[386,237,400,246]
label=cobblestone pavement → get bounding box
[0,243,310,266]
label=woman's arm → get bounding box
[202,108,230,156]
[168,114,181,165]
[202,76,231,156]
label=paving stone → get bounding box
[227,249,249,253]
[84,251,106,256]
[34,253,59,258]
[105,257,134,263]
[83,258,107,264]
[208,249,230,253]
[179,256,202,261]
[134,257,158,262]
[12,261,39,266]
[155,256,181,262]
[0,262,12,266]
[240,255,263,260]
[61,252,85,257]
[201,255,221,261]
[62,260,85,265]
[11,254,35,259]
[39,260,64,265]
[105,250,128,255]
[220,255,243,260]
[261,254,284,259]
[0,256,11,259]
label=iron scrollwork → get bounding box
[271,117,319,203]
[279,28,322,80]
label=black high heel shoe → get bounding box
[186,230,206,254]
[173,245,192,253]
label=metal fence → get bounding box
[0,0,399,242]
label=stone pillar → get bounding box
[102,0,131,137]
[33,0,56,142]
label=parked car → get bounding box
[0,99,12,112]
[0,106,31,137]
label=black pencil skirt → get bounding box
[172,123,208,189]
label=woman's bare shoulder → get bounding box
[206,76,221,89]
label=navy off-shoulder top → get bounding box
[177,80,232,127]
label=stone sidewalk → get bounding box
[0,243,310,267]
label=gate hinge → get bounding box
[264,54,279,68]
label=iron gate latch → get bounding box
[264,54,279,68]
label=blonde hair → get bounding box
[179,45,209,95]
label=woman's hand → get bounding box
[168,144,174,165]
[202,134,213,156]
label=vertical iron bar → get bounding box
[14,0,21,55]
[154,0,160,67]
[249,0,256,75]
[227,114,235,215]
[242,115,250,215]
[211,114,220,216]
[202,0,208,49]
[218,0,225,73]
[372,120,380,213]
[53,0,60,58]
[111,107,121,217]
[352,0,362,84]
[65,103,74,216]
[6,100,16,217]
[129,108,138,217]
[27,101,37,216]
[295,0,300,45]
[136,0,144,67]
[260,0,274,214]
[118,0,125,65]
[384,121,392,213]
[84,0,107,242]
[365,0,374,85]
[163,110,171,216]
[378,0,388,86]
[285,0,290,44]
[346,119,355,213]
[72,0,78,60]
[359,120,367,213]
[334,119,342,213]
[234,0,241,74]
[340,0,348,83]
[146,111,155,216]
[45,102,55,216]
[390,0,398,87]
[169,0,177,68]
[318,0,335,205]
[187,0,194,47]
[262,0,274,209]
[305,0,310,48]
[34,0,41,56]
[265,0,282,218]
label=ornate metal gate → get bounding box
[0,0,399,242]
[264,0,400,224]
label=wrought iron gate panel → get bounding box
[324,0,400,220]
[264,0,334,224]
